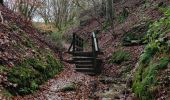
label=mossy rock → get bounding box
[122,22,150,46]
[60,83,76,92]
[99,76,114,84]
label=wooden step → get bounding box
[73,56,93,60]
[74,57,102,61]
[74,60,93,64]
[74,68,95,72]
[65,58,102,64]
[70,52,93,56]
[66,51,104,56]
[76,64,93,68]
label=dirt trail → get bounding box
[12,43,102,100]
[12,41,129,100]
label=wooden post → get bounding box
[81,38,84,51]
[73,33,76,52]
[92,32,97,73]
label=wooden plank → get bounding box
[74,60,93,64]
[76,64,93,68]
[75,68,95,72]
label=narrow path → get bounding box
[12,41,135,100]
[15,68,97,100]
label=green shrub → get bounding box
[49,32,64,49]
[118,7,129,23]
[140,42,159,64]
[102,21,111,32]
[109,50,131,64]
[8,66,41,95]
[50,32,63,42]
[144,7,170,43]
[46,54,63,78]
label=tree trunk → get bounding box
[0,0,3,5]
[106,0,113,23]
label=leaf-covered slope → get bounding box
[0,5,63,96]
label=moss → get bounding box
[0,65,8,73]
[6,53,63,95]
[60,83,76,92]
[109,50,131,64]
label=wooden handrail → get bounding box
[68,33,84,52]
[91,31,100,73]
[68,31,100,54]
[92,32,99,52]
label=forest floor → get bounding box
[12,0,166,100]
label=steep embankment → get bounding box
[0,5,63,97]
[132,7,170,100]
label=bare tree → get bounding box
[51,0,77,31]
[4,0,44,21]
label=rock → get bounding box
[60,83,76,92]
[97,90,119,98]
[99,76,114,84]
[102,98,112,100]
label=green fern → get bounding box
[109,50,131,64]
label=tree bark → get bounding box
[106,0,113,23]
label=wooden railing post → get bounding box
[92,32,98,73]
[73,33,76,52]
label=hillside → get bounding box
[0,4,63,97]
[0,0,170,100]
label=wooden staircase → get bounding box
[66,32,103,75]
